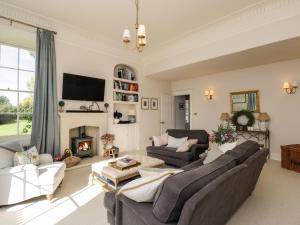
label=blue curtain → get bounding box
[31,29,60,156]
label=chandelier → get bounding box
[122,0,146,52]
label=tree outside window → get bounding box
[0,44,35,136]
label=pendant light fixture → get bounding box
[122,0,146,52]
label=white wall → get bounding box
[172,59,300,160]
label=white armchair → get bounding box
[0,153,66,205]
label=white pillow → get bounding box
[0,147,14,169]
[167,136,188,148]
[176,139,198,152]
[153,133,168,146]
[27,146,40,166]
[138,167,183,177]
[203,147,224,164]
[117,171,173,202]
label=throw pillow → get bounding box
[14,146,40,166]
[117,171,174,202]
[176,139,198,152]
[14,152,31,166]
[203,147,224,164]
[27,146,40,166]
[138,167,183,177]
[153,133,169,146]
[0,147,15,169]
[167,136,188,148]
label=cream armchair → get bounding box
[0,153,66,205]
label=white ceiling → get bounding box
[1,0,264,47]
[148,37,300,80]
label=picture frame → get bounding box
[141,97,149,110]
[150,98,158,110]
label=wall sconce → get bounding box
[283,81,298,94]
[204,89,214,100]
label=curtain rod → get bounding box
[0,15,57,35]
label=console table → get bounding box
[236,130,270,149]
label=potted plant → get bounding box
[58,101,65,113]
[209,125,238,153]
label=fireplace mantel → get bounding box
[58,112,108,155]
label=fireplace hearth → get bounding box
[71,126,93,157]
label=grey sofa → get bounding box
[104,140,269,225]
[146,129,209,167]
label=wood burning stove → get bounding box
[71,126,93,157]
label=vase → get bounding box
[219,141,238,153]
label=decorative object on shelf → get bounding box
[88,101,101,111]
[101,134,115,158]
[220,112,231,128]
[122,0,146,52]
[230,90,260,113]
[104,103,109,112]
[141,97,149,110]
[58,101,65,113]
[257,112,270,131]
[80,105,88,111]
[128,110,136,123]
[231,110,255,131]
[150,98,158,110]
[209,125,238,153]
[179,103,185,110]
[113,110,122,124]
[283,81,298,95]
[204,89,214,100]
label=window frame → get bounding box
[0,42,35,136]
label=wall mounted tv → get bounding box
[62,73,105,101]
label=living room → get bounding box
[0,0,300,225]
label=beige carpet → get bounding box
[1,160,300,225]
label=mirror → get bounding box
[230,90,260,113]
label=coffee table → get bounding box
[91,154,165,189]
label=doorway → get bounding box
[174,95,190,130]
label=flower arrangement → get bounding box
[209,125,237,146]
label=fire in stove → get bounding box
[78,141,91,151]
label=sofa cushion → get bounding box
[167,129,209,145]
[104,191,117,215]
[118,194,177,225]
[0,147,15,169]
[38,162,66,185]
[152,154,236,223]
[226,140,259,164]
[147,146,194,161]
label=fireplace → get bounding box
[71,126,93,157]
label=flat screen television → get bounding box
[62,73,105,101]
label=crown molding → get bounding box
[0,2,142,66]
[143,0,300,67]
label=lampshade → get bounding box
[138,37,146,46]
[257,112,270,121]
[220,113,231,121]
[128,110,136,116]
[283,82,290,89]
[137,25,146,38]
[122,29,131,42]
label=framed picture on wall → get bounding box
[141,97,149,110]
[150,98,158,110]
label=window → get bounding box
[0,44,35,136]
